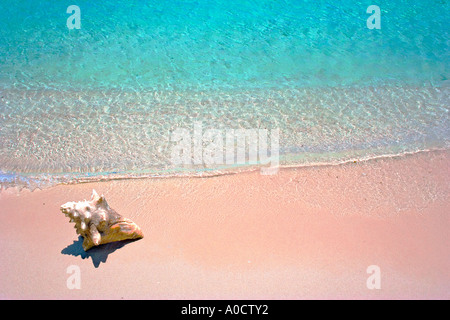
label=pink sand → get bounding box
[0,150,449,299]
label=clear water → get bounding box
[0,0,449,189]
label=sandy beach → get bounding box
[0,150,449,299]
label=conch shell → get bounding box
[61,190,144,251]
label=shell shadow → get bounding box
[61,236,139,268]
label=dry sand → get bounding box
[0,150,449,299]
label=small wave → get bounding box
[2,146,448,192]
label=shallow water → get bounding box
[0,0,449,189]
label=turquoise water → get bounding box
[0,0,449,189]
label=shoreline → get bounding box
[2,146,449,192]
[2,84,448,183]
[0,149,449,299]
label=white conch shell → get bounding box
[61,190,144,251]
